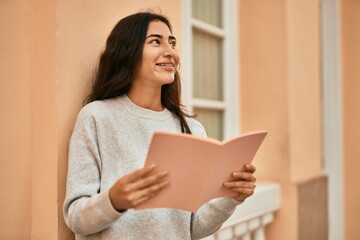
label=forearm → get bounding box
[64,189,122,235]
[191,197,241,240]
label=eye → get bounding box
[169,40,176,48]
[150,39,160,45]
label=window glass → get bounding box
[192,29,223,101]
[192,0,222,28]
[193,108,224,140]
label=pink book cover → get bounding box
[135,130,267,213]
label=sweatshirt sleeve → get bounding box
[190,197,241,239]
[63,110,122,236]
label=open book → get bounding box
[135,130,267,213]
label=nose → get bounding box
[163,42,176,57]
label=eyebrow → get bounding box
[145,34,176,41]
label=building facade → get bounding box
[0,0,359,239]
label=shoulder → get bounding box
[186,117,207,137]
[77,98,119,120]
[73,98,120,132]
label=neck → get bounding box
[127,85,163,112]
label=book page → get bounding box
[135,132,221,212]
[199,131,267,204]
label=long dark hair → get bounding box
[84,12,192,133]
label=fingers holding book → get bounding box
[109,164,169,212]
[223,163,257,202]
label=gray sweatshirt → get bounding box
[63,95,241,240]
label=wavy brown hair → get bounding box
[84,12,192,133]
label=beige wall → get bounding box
[0,0,58,239]
[239,1,295,238]
[31,0,58,238]
[342,1,360,240]
[286,0,322,182]
[0,1,33,238]
[239,0,324,239]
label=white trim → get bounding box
[203,183,281,239]
[221,183,281,228]
[192,98,226,110]
[321,0,344,239]
[223,0,240,138]
[181,0,193,110]
[191,19,226,38]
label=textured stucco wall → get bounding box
[239,0,324,239]
[342,0,360,239]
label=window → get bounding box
[182,0,240,140]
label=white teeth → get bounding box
[157,63,174,67]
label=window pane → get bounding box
[192,0,222,28]
[193,108,223,140]
[193,29,223,101]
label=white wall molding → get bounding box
[320,0,344,239]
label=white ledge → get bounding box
[221,182,281,229]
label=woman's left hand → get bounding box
[223,163,257,202]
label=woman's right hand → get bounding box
[109,164,169,212]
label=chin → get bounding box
[165,79,175,85]
[159,77,175,85]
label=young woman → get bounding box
[63,12,257,240]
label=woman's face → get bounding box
[133,20,179,89]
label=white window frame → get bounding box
[181,0,240,139]
[321,0,344,239]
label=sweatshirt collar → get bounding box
[116,94,172,120]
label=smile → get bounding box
[156,63,174,67]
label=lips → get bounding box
[155,62,176,72]
[156,62,175,67]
